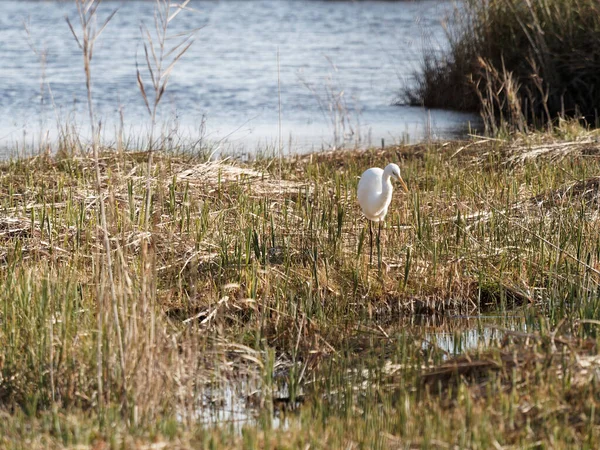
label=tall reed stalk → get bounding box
[137,0,195,227]
[66,0,126,412]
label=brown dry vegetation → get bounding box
[1,125,600,447]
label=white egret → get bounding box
[357,163,408,264]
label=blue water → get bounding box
[0,0,477,154]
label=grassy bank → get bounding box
[1,123,600,447]
[405,0,600,133]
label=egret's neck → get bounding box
[371,172,393,217]
[381,172,393,196]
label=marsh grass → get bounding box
[1,120,600,447]
[405,0,600,133]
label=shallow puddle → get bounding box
[190,314,529,429]
[422,315,528,357]
[190,379,301,432]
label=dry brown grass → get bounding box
[2,129,600,447]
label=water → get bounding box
[191,314,527,431]
[193,380,298,432]
[421,315,528,358]
[0,0,478,155]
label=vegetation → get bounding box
[405,0,600,133]
[1,122,600,447]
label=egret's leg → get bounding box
[377,221,382,270]
[369,221,373,265]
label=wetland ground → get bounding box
[2,124,600,448]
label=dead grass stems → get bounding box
[66,0,126,413]
[1,127,600,446]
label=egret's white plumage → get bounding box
[357,163,408,222]
[357,163,408,263]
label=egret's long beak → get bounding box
[398,176,409,193]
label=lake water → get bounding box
[0,0,478,155]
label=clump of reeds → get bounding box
[405,0,600,133]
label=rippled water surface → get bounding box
[0,0,477,154]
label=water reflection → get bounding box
[192,380,299,432]
[421,315,528,357]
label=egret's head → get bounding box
[386,163,409,193]
[389,164,401,181]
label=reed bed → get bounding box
[1,122,600,447]
[405,0,600,133]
